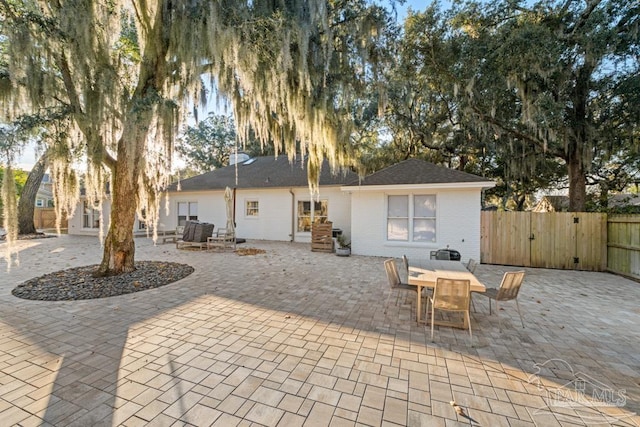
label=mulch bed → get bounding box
[0,232,56,241]
[12,261,194,301]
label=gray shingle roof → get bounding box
[345,158,491,186]
[167,156,359,192]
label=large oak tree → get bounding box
[453,0,639,211]
[0,0,389,275]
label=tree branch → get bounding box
[470,104,565,159]
[565,0,601,39]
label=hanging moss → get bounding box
[1,1,387,272]
[1,166,19,270]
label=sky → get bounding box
[395,0,430,16]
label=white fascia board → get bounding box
[340,181,496,192]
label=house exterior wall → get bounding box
[68,199,113,236]
[348,187,482,263]
[158,186,351,243]
[158,190,226,232]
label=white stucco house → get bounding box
[69,155,495,261]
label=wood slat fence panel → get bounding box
[34,208,67,230]
[481,211,531,266]
[481,211,607,271]
[576,213,607,271]
[607,215,640,280]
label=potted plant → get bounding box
[335,234,351,256]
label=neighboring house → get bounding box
[608,193,640,213]
[68,155,495,261]
[533,193,640,213]
[35,173,55,208]
[532,195,569,212]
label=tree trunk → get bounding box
[96,129,144,276]
[17,151,48,235]
[567,154,587,212]
[566,61,592,213]
[95,3,169,276]
[97,181,137,276]
[598,182,609,210]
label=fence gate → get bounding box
[607,215,640,281]
[34,208,67,230]
[481,211,607,271]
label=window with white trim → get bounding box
[83,201,100,229]
[387,194,436,242]
[138,209,147,230]
[245,200,259,217]
[177,202,198,226]
[35,199,44,208]
[297,200,328,232]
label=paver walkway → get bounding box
[1,235,639,426]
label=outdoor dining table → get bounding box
[408,259,486,325]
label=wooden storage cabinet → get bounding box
[311,221,334,253]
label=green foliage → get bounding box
[176,112,275,173]
[0,166,27,214]
[450,0,640,211]
[177,113,237,172]
[367,0,639,211]
[336,233,351,249]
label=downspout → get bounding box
[233,187,237,228]
[289,188,295,242]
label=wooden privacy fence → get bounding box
[481,211,607,271]
[607,215,640,281]
[34,208,67,230]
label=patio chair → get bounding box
[402,255,409,282]
[466,258,478,274]
[428,278,472,342]
[477,271,526,329]
[207,227,236,250]
[383,259,417,314]
[466,258,478,312]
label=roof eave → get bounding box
[341,182,496,192]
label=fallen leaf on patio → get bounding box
[235,247,266,256]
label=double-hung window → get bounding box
[83,200,100,229]
[138,209,147,230]
[245,200,259,217]
[387,194,436,242]
[177,202,198,226]
[297,200,328,232]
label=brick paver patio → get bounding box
[1,235,639,426]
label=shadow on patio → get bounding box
[0,236,638,426]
